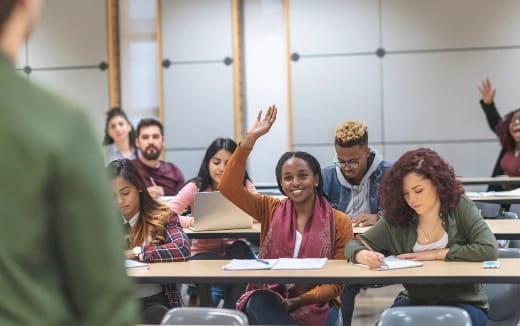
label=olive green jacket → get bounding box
[345,195,498,310]
[0,55,137,325]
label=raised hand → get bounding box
[241,105,277,149]
[478,78,496,105]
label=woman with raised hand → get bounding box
[107,159,191,312]
[219,105,353,326]
[479,78,520,184]
[167,137,257,308]
[345,148,498,326]
[102,108,137,164]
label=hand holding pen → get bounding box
[355,235,387,269]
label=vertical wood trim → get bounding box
[284,0,294,151]
[107,0,120,108]
[156,0,165,124]
[231,0,244,141]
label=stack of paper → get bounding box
[125,259,149,271]
[222,258,328,271]
[356,255,423,271]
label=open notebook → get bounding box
[125,259,149,272]
[355,255,423,271]
[222,258,328,270]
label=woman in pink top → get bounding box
[167,137,256,308]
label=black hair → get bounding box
[136,118,164,137]
[275,151,324,197]
[190,138,251,190]
[102,108,136,152]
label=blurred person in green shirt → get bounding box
[0,1,138,325]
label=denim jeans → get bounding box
[246,290,339,326]
[392,296,488,326]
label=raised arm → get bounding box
[478,78,502,133]
[219,105,281,224]
[141,214,191,262]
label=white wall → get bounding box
[243,0,290,183]
[25,0,109,140]
[289,0,520,179]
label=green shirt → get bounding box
[0,56,138,325]
[345,195,498,310]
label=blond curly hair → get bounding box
[335,120,368,147]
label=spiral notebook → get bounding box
[355,255,423,271]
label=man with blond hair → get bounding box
[322,120,392,326]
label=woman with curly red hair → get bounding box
[345,148,498,326]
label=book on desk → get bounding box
[223,258,328,270]
[355,255,423,271]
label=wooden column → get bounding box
[107,0,121,109]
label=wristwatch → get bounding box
[132,246,142,259]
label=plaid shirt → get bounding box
[141,213,191,307]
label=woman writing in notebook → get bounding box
[219,106,353,326]
[108,159,191,312]
[167,137,257,308]
[345,148,498,326]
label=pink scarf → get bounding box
[236,194,335,326]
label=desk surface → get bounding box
[467,195,520,204]
[183,220,519,240]
[184,224,369,239]
[128,259,520,285]
[460,177,520,185]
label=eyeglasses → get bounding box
[333,160,360,169]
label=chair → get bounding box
[475,202,519,248]
[378,306,471,326]
[141,304,169,324]
[484,248,520,326]
[161,307,248,325]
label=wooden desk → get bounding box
[184,224,261,239]
[128,259,520,285]
[486,219,520,240]
[353,220,520,240]
[460,177,520,186]
[183,220,519,240]
[468,195,520,205]
[184,224,370,240]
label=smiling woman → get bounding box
[219,105,353,326]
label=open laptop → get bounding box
[190,191,254,231]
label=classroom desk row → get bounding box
[184,219,520,241]
[128,259,520,285]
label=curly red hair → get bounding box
[379,148,464,226]
[497,108,520,152]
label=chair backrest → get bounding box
[141,304,169,324]
[379,306,471,326]
[161,307,249,325]
[484,248,520,326]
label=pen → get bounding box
[356,235,388,268]
[150,177,157,186]
[256,258,270,265]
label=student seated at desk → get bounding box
[479,78,520,190]
[220,106,353,326]
[167,137,256,308]
[345,148,498,326]
[108,159,191,312]
[102,108,137,164]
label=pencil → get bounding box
[149,177,157,186]
[356,234,374,252]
